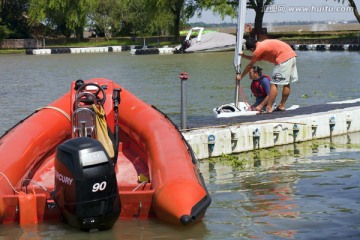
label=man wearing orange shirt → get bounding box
[236,38,298,113]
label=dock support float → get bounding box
[181,106,360,160]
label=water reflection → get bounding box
[241,171,299,239]
[202,133,360,239]
[0,134,359,239]
[6,219,210,240]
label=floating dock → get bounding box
[130,46,175,55]
[25,45,176,55]
[26,46,123,55]
[181,99,360,160]
[291,44,359,51]
[25,44,360,55]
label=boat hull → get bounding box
[0,78,210,226]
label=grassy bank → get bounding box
[217,25,359,43]
[269,30,359,43]
[0,49,25,54]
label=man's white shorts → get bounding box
[271,57,298,85]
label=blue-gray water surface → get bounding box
[1,51,360,133]
[0,51,360,239]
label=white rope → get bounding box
[0,172,50,195]
[0,171,20,194]
[22,179,50,193]
[36,106,71,122]
[132,181,147,191]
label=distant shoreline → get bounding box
[210,22,360,44]
[1,23,359,53]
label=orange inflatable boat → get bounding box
[0,78,211,230]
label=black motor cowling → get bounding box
[53,137,120,231]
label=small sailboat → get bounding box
[175,27,236,53]
[213,0,257,118]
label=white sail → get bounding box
[234,0,247,108]
[213,0,255,118]
[233,0,247,73]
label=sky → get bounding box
[190,0,356,24]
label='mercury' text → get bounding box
[55,170,73,186]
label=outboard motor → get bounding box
[53,137,120,231]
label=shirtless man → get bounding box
[236,38,298,113]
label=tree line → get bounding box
[0,0,358,42]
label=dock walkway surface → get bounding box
[181,100,360,159]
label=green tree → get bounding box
[88,0,127,38]
[150,8,174,37]
[0,0,12,40]
[147,0,200,41]
[198,0,274,35]
[327,0,360,23]
[126,0,154,37]
[28,0,96,40]
[96,0,176,39]
[89,0,168,38]
[248,0,274,35]
[0,0,30,39]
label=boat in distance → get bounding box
[175,27,236,53]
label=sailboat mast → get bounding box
[234,0,247,108]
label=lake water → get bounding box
[1,50,360,133]
[0,50,360,239]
